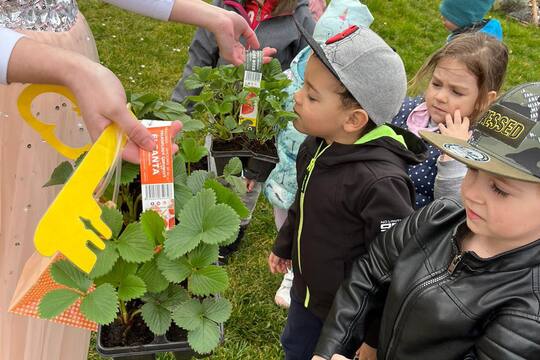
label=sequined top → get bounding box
[0,0,78,32]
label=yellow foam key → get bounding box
[17,85,127,273]
[18,84,91,160]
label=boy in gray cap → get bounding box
[268,22,427,359]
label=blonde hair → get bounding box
[410,32,508,121]
[273,0,297,15]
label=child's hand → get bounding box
[439,109,471,141]
[438,109,471,162]
[245,178,257,192]
[268,252,291,274]
[355,343,377,360]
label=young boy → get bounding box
[268,23,428,359]
[313,82,540,360]
[440,0,503,41]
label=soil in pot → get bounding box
[245,139,277,157]
[101,301,154,347]
[188,155,208,172]
[212,138,246,152]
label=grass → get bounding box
[78,0,540,358]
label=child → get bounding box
[312,82,540,360]
[171,0,316,103]
[392,32,508,208]
[268,23,427,359]
[263,0,374,309]
[440,0,503,41]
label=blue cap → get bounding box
[440,0,495,28]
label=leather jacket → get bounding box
[314,198,540,360]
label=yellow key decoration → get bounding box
[18,84,91,160]
[18,85,127,273]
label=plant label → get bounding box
[140,120,175,229]
[239,50,263,127]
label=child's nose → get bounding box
[434,89,447,103]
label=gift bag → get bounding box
[8,252,97,331]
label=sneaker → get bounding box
[274,270,293,308]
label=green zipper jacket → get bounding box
[273,125,427,324]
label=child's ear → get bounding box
[344,108,369,134]
[477,91,498,112]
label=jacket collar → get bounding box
[452,218,540,272]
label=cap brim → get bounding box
[420,131,540,183]
[293,18,340,80]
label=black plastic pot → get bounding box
[244,153,279,182]
[209,141,251,176]
[97,323,224,359]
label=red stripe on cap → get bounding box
[325,25,359,45]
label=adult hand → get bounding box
[67,59,181,163]
[211,10,277,65]
[268,252,291,274]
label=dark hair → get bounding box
[337,85,377,133]
[410,32,508,121]
[272,0,298,15]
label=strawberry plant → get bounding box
[38,94,248,356]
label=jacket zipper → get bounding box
[384,252,463,359]
[297,142,331,308]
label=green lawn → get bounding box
[79,0,540,359]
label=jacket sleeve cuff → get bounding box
[436,157,467,179]
[0,29,26,84]
[314,338,346,360]
[103,0,174,20]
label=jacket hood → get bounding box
[303,124,427,168]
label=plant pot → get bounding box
[244,153,278,182]
[209,139,251,176]
[97,323,224,359]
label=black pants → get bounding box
[281,298,323,360]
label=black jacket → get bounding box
[273,125,427,322]
[315,199,540,360]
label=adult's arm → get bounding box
[104,0,260,65]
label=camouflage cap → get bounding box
[421,82,540,183]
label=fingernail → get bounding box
[143,138,155,151]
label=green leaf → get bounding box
[142,284,189,311]
[160,286,190,311]
[181,138,208,164]
[117,223,154,263]
[200,204,240,245]
[187,319,221,354]
[118,274,147,301]
[184,78,204,90]
[187,170,209,194]
[188,243,219,268]
[94,259,138,287]
[219,102,233,115]
[189,265,229,296]
[137,258,169,293]
[141,301,171,335]
[224,175,247,196]
[89,240,119,279]
[204,179,249,219]
[43,161,73,187]
[173,154,188,185]
[223,116,237,131]
[202,297,231,323]
[140,210,165,246]
[164,190,238,257]
[120,162,140,185]
[174,182,194,214]
[156,252,192,283]
[80,283,119,325]
[172,299,204,331]
[50,260,92,292]
[181,119,205,132]
[38,289,80,319]
[222,157,242,176]
[100,206,124,238]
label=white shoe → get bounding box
[274,270,293,308]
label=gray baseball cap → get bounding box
[294,19,407,125]
[421,82,540,183]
